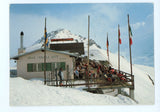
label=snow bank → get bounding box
[109,51,154,104]
[10,77,136,106]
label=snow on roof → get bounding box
[11,48,79,60]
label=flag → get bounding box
[44,18,49,47]
[118,28,122,44]
[129,25,133,45]
[44,28,49,47]
[106,36,109,56]
[107,37,109,48]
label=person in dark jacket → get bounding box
[58,68,63,86]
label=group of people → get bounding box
[58,59,126,86]
[74,62,88,79]
[73,60,115,80]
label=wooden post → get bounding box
[87,15,90,90]
[55,68,58,86]
[129,88,134,99]
[118,88,121,94]
[44,17,47,85]
[67,65,69,80]
[50,72,52,85]
[118,24,120,73]
[51,70,54,85]
[66,65,69,87]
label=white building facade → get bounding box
[12,49,77,80]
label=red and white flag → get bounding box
[106,35,109,56]
[118,28,121,44]
[129,25,133,45]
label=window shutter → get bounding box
[27,64,33,72]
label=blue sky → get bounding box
[10,3,154,67]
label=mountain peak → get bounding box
[30,28,101,56]
[50,29,71,35]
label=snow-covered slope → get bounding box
[10,77,136,106]
[13,29,154,105]
[88,44,154,104]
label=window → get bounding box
[60,62,65,70]
[27,64,33,72]
[56,62,66,70]
[29,62,66,72]
[46,63,51,71]
[27,63,37,72]
[38,63,51,71]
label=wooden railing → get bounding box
[46,69,134,89]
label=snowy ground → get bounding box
[109,52,155,104]
[10,77,136,106]
[10,61,154,106]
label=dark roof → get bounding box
[50,43,84,55]
[11,48,79,60]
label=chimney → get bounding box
[20,31,24,49]
[18,31,25,54]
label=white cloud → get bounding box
[147,14,153,19]
[91,4,120,22]
[131,21,145,30]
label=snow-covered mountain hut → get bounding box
[11,31,85,80]
[11,48,80,80]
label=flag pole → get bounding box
[87,15,90,90]
[128,15,135,99]
[107,33,109,62]
[118,24,120,73]
[44,17,47,85]
[127,14,133,76]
